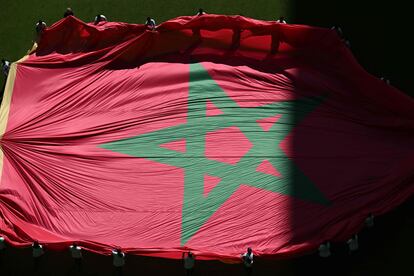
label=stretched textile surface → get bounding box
[1,15,414,260]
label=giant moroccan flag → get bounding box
[1,15,414,260]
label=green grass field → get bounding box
[1,1,413,275]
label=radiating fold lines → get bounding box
[0,61,20,183]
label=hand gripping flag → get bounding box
[1,15,414,260]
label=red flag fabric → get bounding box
[1,15,414,260]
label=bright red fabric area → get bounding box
[1,15,414,260]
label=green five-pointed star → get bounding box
[101,63,329,245]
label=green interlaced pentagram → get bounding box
[100,63,329,245]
